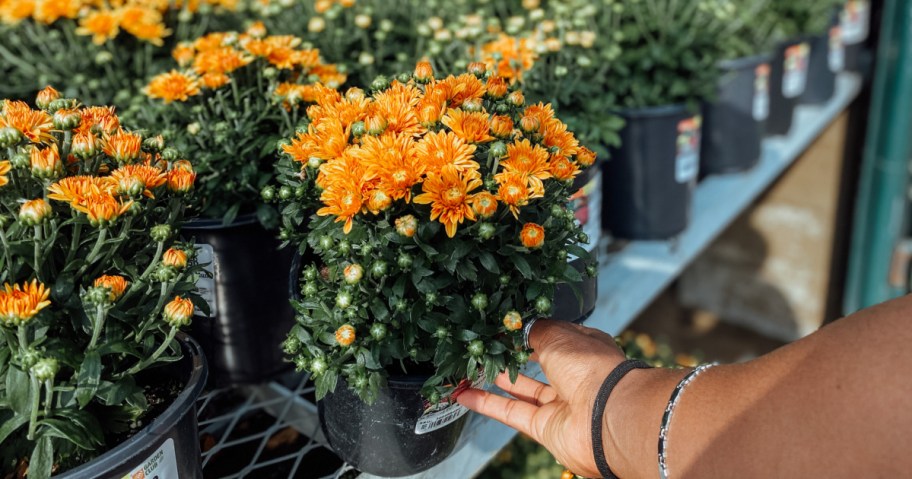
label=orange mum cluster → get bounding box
[0,0,234,46]
[479,34,538,83]
[282,62,596,239]
[0,87,197,228]
[145,22,346,105]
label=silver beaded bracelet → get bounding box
[658,363,718,479]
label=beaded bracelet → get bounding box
[658,363,718,479]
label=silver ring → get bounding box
[522,317,539,350]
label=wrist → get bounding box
[602,367,689,479]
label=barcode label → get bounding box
[194,243,218,318]
[414,404,470,435]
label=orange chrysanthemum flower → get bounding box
[29,144,61,178]
[490,115,514,138]
[520,222,545,249]
[35,86,59,109]
[33,0,79,24]
[549,155,581,181]
[163,296,194,327]
[413,164,482,238]
[576,146,597,167]
[285,117,349,165]
[76,9,121,45]
[71,131,98,158]
[193,32,226,52]
[335,324,356,346]
[73,193,132,226]
[521,103,555,134]
[48,175,112,206]
[103,130,143,164]
[541,119,580,159]
[145,70,200,103]
[354,133,423,203]
[200,72,230,89]
[1,100,53,144]
[0,280,51,327]
[501,139,552,195]
[172,42,196,67]
[481,35,537,83]
[0,161,10,188]
[438,73,486,108]
[495,171,534,218]
[471,191,498,218]
[442,109,494,144]
[414,130,478,174]
[77,106,120,135]
[0,0,35,23]
[120,7,170,46]
[193,47,250,76]
[94,275,129,302]
[371,82,424,137]
[414,61,434,82]
[163,247,188,269]
[317,173,363,234]
[19,198,53,224]
[167,164,196,193]
[108,164,166,197]
[503,310,523,331]
[485,76,508,99]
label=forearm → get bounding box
[605,294,912,479]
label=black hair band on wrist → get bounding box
[591,359,652,479]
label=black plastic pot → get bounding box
[319,374,468,477]
[56,334,207,479]
[767,38,812,135]
[840,0,872,72]
[601,104,701,240]
[183,214,295,386]
[700,55,771,176]
[801,7,844,106]
[552,166,600,322]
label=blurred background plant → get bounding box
[720,0,844,60]
[0,0,239,105]
[478,330,702,479]
[126,23,346,226]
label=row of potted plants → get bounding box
[0,0,873,477]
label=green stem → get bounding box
[87,304,107,351]
[64,222,83,268]
[18,325,28,353]
[78,228,108,278]
[0,227,13,282]
[138,241,164,281]
[127,326,177,375]
[135,282,171,343]
[43,379,53,416]
[27,374,40,440]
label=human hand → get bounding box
[456,319,628,478]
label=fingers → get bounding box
[457,388,543,442]
[494,372,557,406]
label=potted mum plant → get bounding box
[271,62,596,476]
[0,0,238,104]
[132,23,346,386]
[599,0,732,239]
[0,90,207,477]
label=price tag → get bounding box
[194,243,217,318]
[841,0,870,45]
[674,116,701,184]
[782,42,810,99]
[829,26,845,73]
[121,439,179,479]
[753,63,771,121]
[414,375,484,435]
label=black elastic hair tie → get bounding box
[591,359,652,479]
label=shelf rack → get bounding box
[196,73,863,479]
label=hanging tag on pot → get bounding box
[414,375,485,435]
[828,26,845,73]
[782,42,810,99]
[567,170,602,258]
[194,243,218,318]
[753,63,771,122]
[840,0,870,45]
[120,438,179,479]
[674,116,701,184]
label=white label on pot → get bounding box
[753,63,771,121]
[782,42,810,99]
[568,170,602,258]
[120,438,179,479]
[674,116,701,184]
[841,0,870,45]
[414,375,484,435]
[194,243,218,318]
[829,26,845,72]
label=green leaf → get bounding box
[487,341,507,355]
[96,378,141,406]
[456,329,478,341]
[561,262,583,283]
[314,370,338,400]
[75,351,101,408]
[6,365,30,415]
[40,417,103,450]
[0,412,27,445]
[455,261,477,282]
[29,436,53,479]
[512,255,533,279]
[477,251,500,274]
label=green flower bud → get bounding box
[396,73,411,84]
[278,185,293,200]
[351,121,366,137]
[310,357,328,375]
[161,147,180,161]
[303,266,318,281]
[0,127,22,148]
[52,109,81,130]
[370,323,387,340]
[425,292,438,305]
[395,299,408,312]
[261,185,276,202]
[499,275,511,286]
[434,326,448,339]
[397,252,413,270]
[343,263,364,284]
[515,351,530,364]
[535,296,552,315]
[353,374,369,388]
[467,340,485,357]
[462,98,483,112]
[336,291,352,309]
[19,349,40,369]
[153,265,178,282]
[577,232,590,244]
[282,336,302,355]
[148,224,171,242]
[337,240,351,255]
[477,222,496,240]
[370,75,389,91]
[586,263,598,278]
[294,356,308,371]
[30,358,59,381]
[471,293,488,311]
[10,152,29,169]
[295,186,307,198]
[302,282,318,297]
[371,260,388,278]
[490,141,507,158]
[360,243,373,257]
[84,285,112,305]
[318,235,333,250]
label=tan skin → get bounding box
[457,294,912,478]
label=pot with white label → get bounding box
[601,104,701,240]
[840,0,872,72]
[552,166,600,322]
[700,54,771,176]
[801,12,843,105]
[182,214,296,386]
[318,373,469,477]
[768,38,812,136]
[55,334,207,479]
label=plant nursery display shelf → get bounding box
[195,73,862,479]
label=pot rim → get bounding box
[718,53,773,71]
[182,212,260,231]
[54,333,207,478]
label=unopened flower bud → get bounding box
[343,263,364,284]
[84,285,112,305]
[397,252,413,270]
[414,61,434,82]
[52,109,81,130]
[0,127,22,148]
[489,141,508,158]
[143,135,165,152]
[351,121,366,137]
[35,86,60,110]
[150,224,172,242]
[371,260,388,278]
[477,222,496,240]
[471,293,488,311]
[335,323,356,346]
[310,357,328,375]
[462,98,483,112]
[370,75,389,91]
[503,310,523,331]
[30,358,59,381]
[19,199,52,225]
[163,296,194,327]
[282,335,302,355]
[336,291,353,309]
[467,339,485,356]
[369,323,387,340]
[47,98,75,113]
[534,296,552,315]
[395,215,417,237]
[261,185,276,202]
[467,62,487,77]
[278,185,293,200]
[153,265,179,282]
[161,147,180,161]
[337,240,351,255]
[71,132,98,159]
[507,91,524,107]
